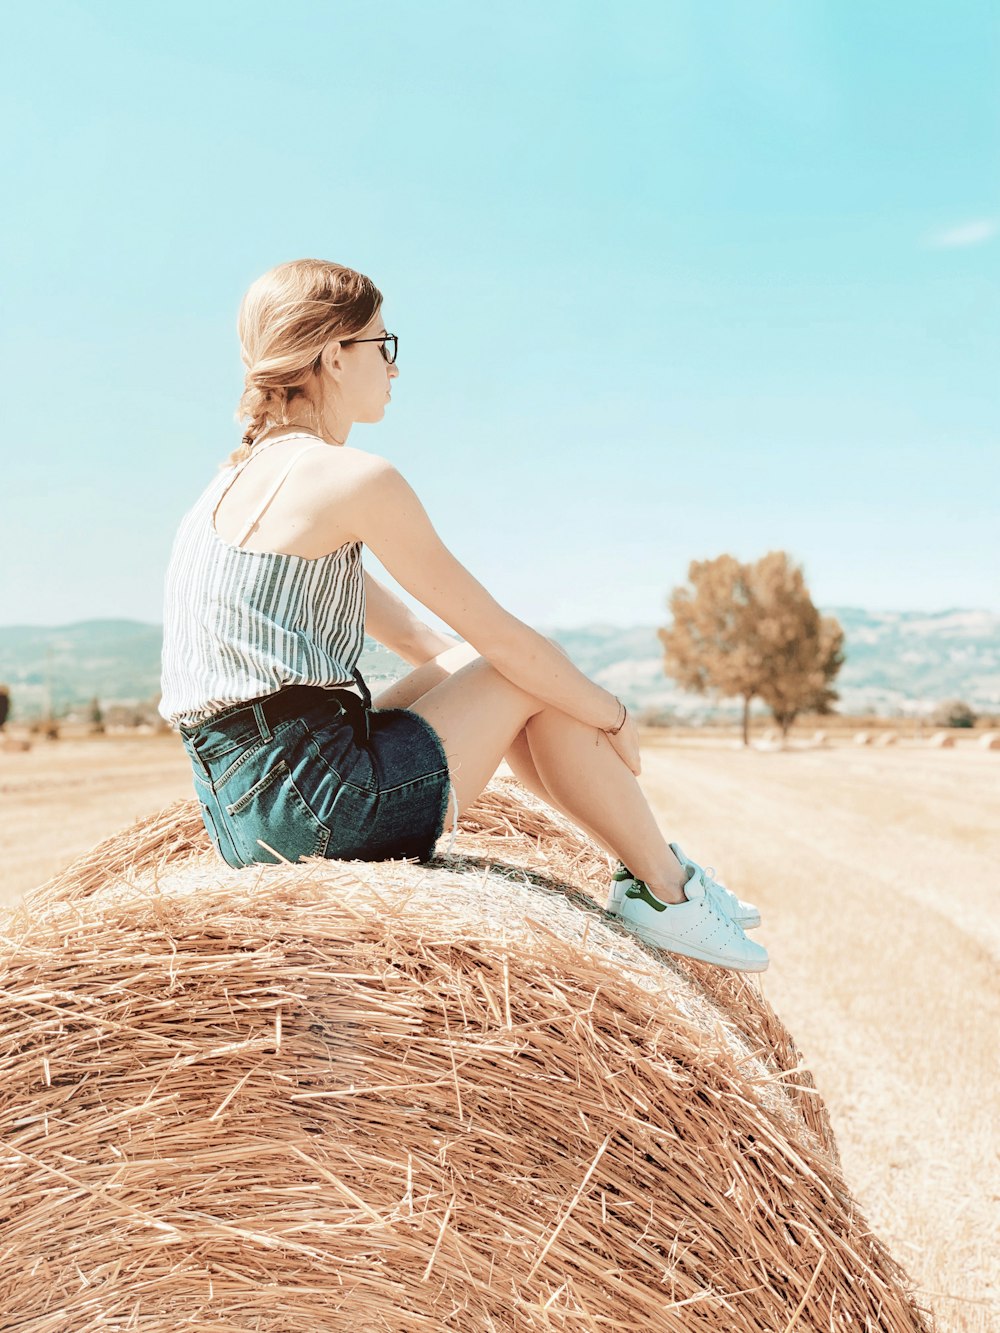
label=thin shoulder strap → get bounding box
[234,441,331,548]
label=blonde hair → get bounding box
[229,259,383,464]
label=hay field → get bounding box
[1,731,997,1329]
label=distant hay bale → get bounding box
[853,731,872,746]
[811,729,828,746]
[0,780,930,1331]
[978,731,1000,750]
[930,730,956,748]
[874,732,897,747]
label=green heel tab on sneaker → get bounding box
[623,880,667,913]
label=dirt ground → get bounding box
[1,731,997,1330]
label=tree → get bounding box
[933,699,977,728]
[89,696,105,735]
[656,556,761,744]
[0,684,9,731]
[658,551,844,744]
[747,553,845,739]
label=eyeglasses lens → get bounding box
[381,336,397,365]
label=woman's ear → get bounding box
[319,339,343,379]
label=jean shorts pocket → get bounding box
[224,758,332,865]
[199,799,245,870]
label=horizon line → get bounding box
[1,605,998,634]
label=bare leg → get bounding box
[375,642,618,859]
[503,728,622,860]
[405,657,687,904]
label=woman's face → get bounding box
[325,309,399,424]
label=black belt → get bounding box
[255,667,373,744]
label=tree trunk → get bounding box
[742,696,751,747]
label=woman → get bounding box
[159,258,766,973]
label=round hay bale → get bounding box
[0,780,930,1331]
[978,731,1000,750]
[853,731,872,746]
[930,730,956,748]
[874,732,897,747]
[811,729,828,746]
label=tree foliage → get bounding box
[932,699,977,729]
[0,685,9,731]
[658,552,845,743]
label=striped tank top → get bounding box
[158,432,366,729]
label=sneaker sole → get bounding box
[620,919,769,972]
[734,912,762,930]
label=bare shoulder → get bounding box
[300,447,416,517]
[215,442,402,557]
[297,444,394,492]
[291,447,412,551]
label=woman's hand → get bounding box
[606,709,641,777]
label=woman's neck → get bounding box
[259,422,345,447]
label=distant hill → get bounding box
[0,621,165,718]
[0,621,412,721]
[544,609,1000,720]
[0,608,997,721]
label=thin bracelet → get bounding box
[602,697,627,735]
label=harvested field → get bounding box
[0,733,192,903]
[637,736,1000,1331]
[0,732,996,1328]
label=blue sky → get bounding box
[2,1,997,631]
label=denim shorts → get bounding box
[178,672,456,869]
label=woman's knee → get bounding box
[476,638,571,715]
[426,635,568,719]
[436,639,482,671]
[460,653,536,708]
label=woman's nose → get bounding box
[388,363,399,380]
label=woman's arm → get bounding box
[348,461,622,731]
[364,570,456,666]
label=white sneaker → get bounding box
[606,852,761,930]
[669,843,762,930]
[617,867,769,972]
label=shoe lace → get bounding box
[689,870,745,931]
[702,867,740,905]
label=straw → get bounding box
[0,778,931,1329]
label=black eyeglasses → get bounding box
[340,333,398,365]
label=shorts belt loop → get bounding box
[252,701,272,741]
[189,745,212,779]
